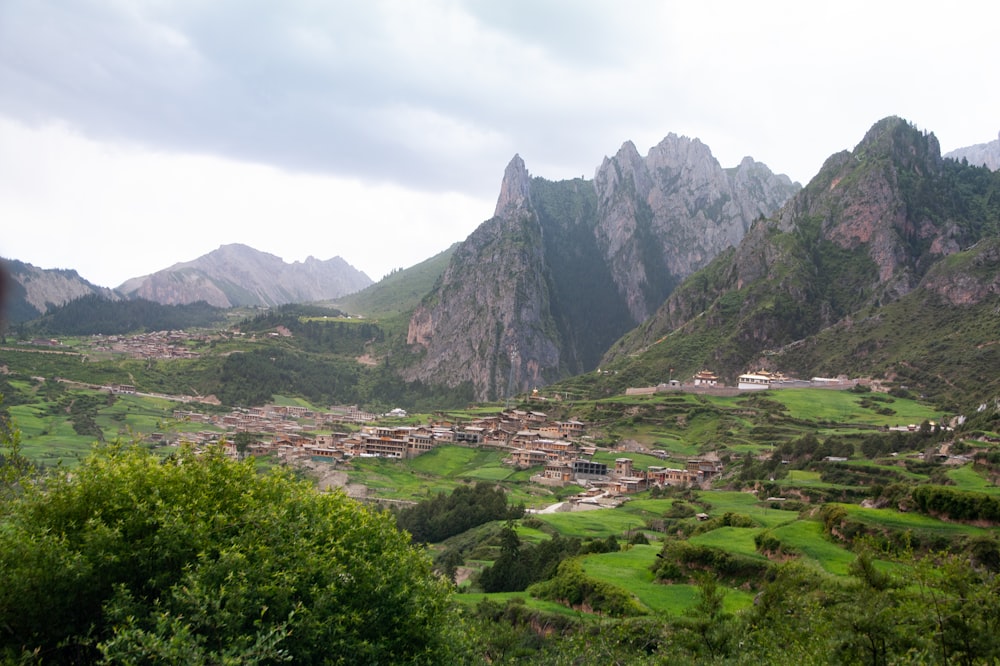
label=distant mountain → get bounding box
[117,244,373,308]
[1,258,117,323]
[600,117,1000,408]
[403,137,800,401]
[945,131,1000,170]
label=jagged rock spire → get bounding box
[494,154,532,218]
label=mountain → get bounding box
[403,137,799,401]
[945,131,1000,171]
[117,244,373,308]
[330,245,456,318]
[1,258,117,323]
[599,117,1000,407]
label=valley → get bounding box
[3,116,1000,662]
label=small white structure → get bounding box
[737,373,771,390]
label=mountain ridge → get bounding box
[402,136,800,401]
[596,116,1000,408]
[117,243,373,308]
[1,244,374,322]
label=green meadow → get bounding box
[345,445,570,506]
[579,545,730,614]
[947,464,1000,494]
[834,503,992,539]
[769,388,945,427]
[533,507,649,539]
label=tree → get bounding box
[479,520,530,593]
[677,572,733,660]
[0,407,32,503]
[232,431,257,460]
[0,442,459,664]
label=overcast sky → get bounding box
[1,1,998,288]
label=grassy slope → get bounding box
[329,245,455,318]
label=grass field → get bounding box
[580,546,754,615]
[591,450,674,470]
[452,591,593,618]
[836,503,992,539]
[947,464,1000,494]
[769,389,945,426]
[344,446,567,506]
[695,491,801,528]
[771,519,856,575]
[533,508,650,540]
[689,527,765,558]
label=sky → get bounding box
[1,1,998,288]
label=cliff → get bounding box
[405,138,799,401]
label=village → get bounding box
[161,400,724,501]
[23,330,868,501]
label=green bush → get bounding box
[529,559,645,617]
[0,443,457,663]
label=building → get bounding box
[571,459,609,477]
[692,370,719,386]
[737,373,772,390]
[614,458,635,477]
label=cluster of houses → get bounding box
[171,403,379,446]
[89,330,207,359]
[162,403,722,494]
[536,456,723,496]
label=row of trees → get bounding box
[20,294,224,336]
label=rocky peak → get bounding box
[592,133,799,321]
[3,259,116,322]
[764,116,966,301]
[595,140,648,200]
[406,132,799,400]
[853,116,943,176]
[645,133,718,184]
[494,154,532,218]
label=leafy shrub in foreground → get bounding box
[0,443,457,664]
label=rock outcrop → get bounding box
[405,156,561,398]
[594,134,799,322]
[2,259,117,322]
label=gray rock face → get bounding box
[406,136,799,400]
[406,216,560,401]
[945,131,1000,171]
[0,259,119,323]
[3,259,117,320]
[117,244,372,307]
[594,134,799,321]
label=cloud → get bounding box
[1,0,998,287]
[0,118,493,287]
